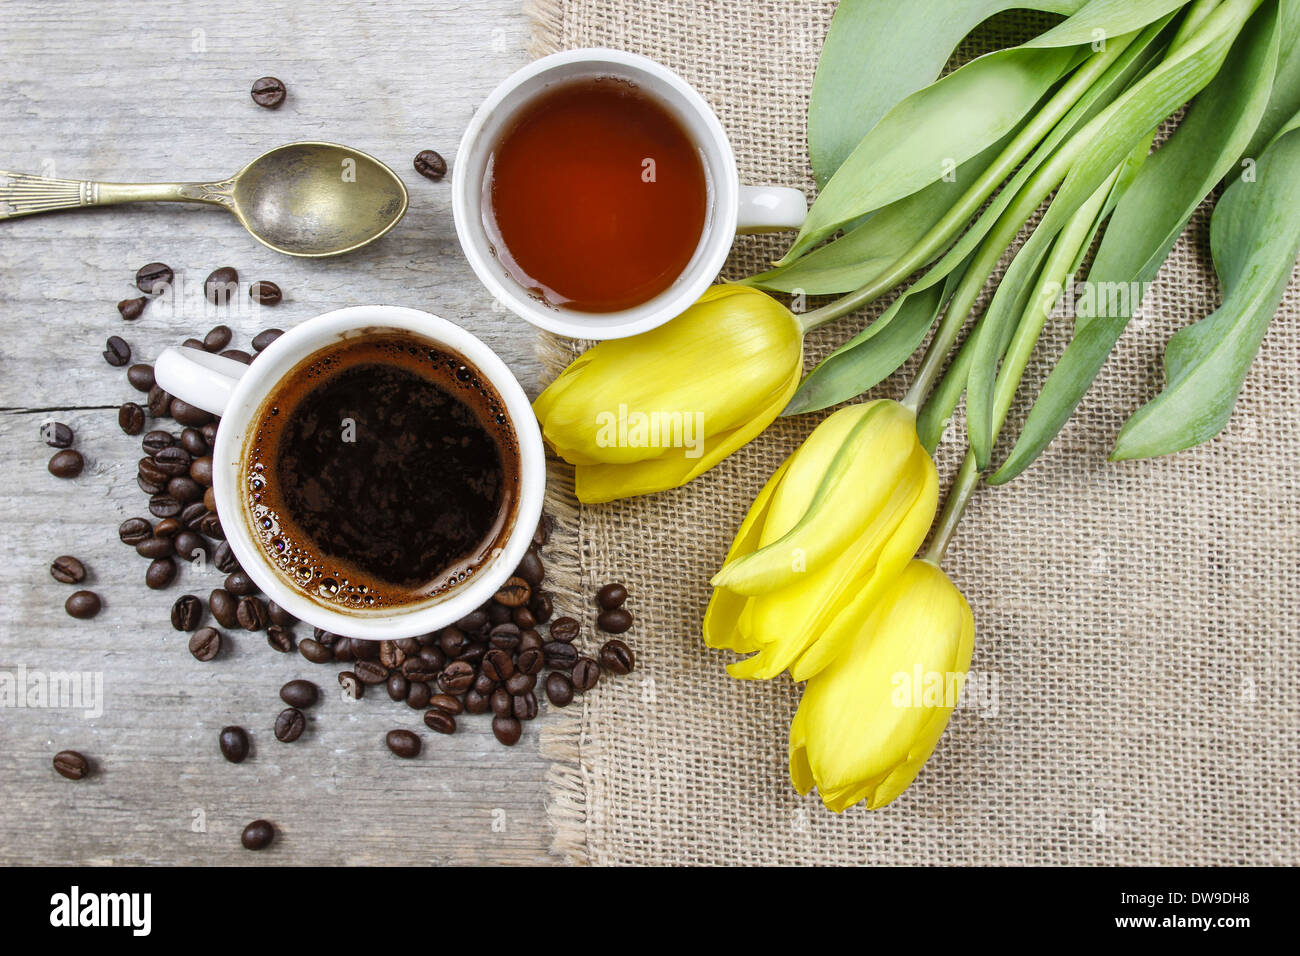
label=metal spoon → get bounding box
[0,142,409,257]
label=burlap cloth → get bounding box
[526,0,1300,865]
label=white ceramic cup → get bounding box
[452,48,808,340]
[153,306,546,641]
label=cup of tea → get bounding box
[453,48,808,340]
[153,306,546,640]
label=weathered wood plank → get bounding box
[0,0,562,865]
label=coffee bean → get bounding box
[488,602,513,625]
[202,421,219,445]
[145,557,176,589]
[427,693,462,716]
[473,672,497,696]
[488,623,521,651]
[219,726,249,763]
[237,593,268,626]
[463,688,490,714]
[189,456,213,486]
[118,402,145,435]
[543,641,578,670]
[512,605,537,629]
[50,555,86,584]
[439,627,467,657]
[511,690,537,721]
[455,609,488,633]
[118,517,152,545]
[401,658,439,683]
[126,363,155,392]
[519,628,544,653]
[549,616,580,643]
[167,476,204,504]
[220,349,252,365]
[147,385,173,417]
[482,648,514,682]
[183,338,205,350]
[40,422,73,449]
[103,335,131,367]
[199,512,224,540]
[492,715,522,747]
[386,673,409,701]
[208,589,239,628]
[250,76,286,108]
[280,679,318,709]
[171,594,203,631]
[490,686,511,717]
[213,542,239,574]
[572,656,600,692]
[313,628,337,647]
[188,627,222,661]
[262,602,294,628]
[155,517,183,537]
[135,262,173,294]
[545,671,574,707]
[149,494,181,518]
[385,728,421,757]
[135,536,172,559]
[156,445,190,476]
[203,325,232,352]
[48,449,84,478]
[225,571,258,596]
[180,500,208,530]
[405,681,431,710]
[180,427,210,456]
[118,296,147,320]
[413,149,447,180]
[174,530,209,564]
[297,637,330,664]
[138,458,169,489]
[204,267,239,306]
[250,282,283,306]
[596,582,628,610]
[378,640,405,669]
[65,590,101,619]
[599,639,635,675]
[597,607,633,634]
[533,513,554,547]
[255,628,291,660]
[354,660,388,685]
[419,645,447,670]
[274,707,305,742]
[170,399,212,427]
[516,647,544,676]
[142,430,174,455]
[137,475,164,496]
[419,709,459,741]
[241,819,274,850]
[456,641,487,667]
[437,660,474,694]
[494,576,531,607]
[529,591,553,624]
[505,672,535,696]
[338,670,364,699]
[350,638,378,661]
[53,750,90,780]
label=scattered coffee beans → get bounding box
[188,627,222,661]
[103,335,131,367]
[250,282,282,306]
[597,607,633,634]
[48,449,84,478]
[385,728,421,757]
[219,726,249,763]
[118,296,147,321]
[135,262,173,294]
[599,639,635,675]
[119,402,145,435]
[204,267,239,306]
[241,819,274,850]
[596,582,628,609]
[274,707,305,742]
[50,555,86,584]
[280,679,318,709]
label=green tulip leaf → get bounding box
[1110,113,1300,458]
[990,0,1283,484]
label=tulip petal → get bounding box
[702,459,792,653]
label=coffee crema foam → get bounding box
[241,333,521,611]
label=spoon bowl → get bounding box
[1,141,410,257]
[231,142,410,257]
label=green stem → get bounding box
[795,35,1137,335]
[923,452,979,563]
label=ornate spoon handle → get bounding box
[0,170,235,219]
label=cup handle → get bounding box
[736,185,807,234]
[154,347,249,416]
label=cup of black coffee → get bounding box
[154,306,545,639]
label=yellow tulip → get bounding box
[789,559,975,811]
[533,285,802,504]
[703,400,938,681]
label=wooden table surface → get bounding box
[0,0,563,865]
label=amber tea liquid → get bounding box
[484,76,708,313]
